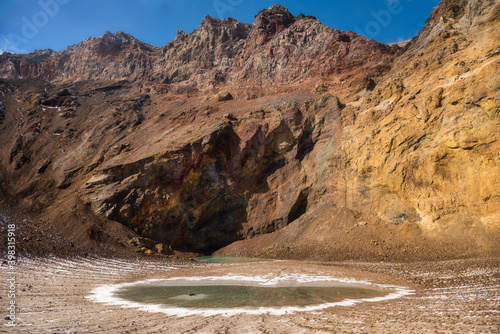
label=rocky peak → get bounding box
[175,30,188,40]
[195,15,250,39]
[200,15,223,26]
[424,0,467,26]
[157,14,251,85]
[296,13,317,21]
[253,4,296,36]
[199,15,243,30]
[99,31,142,46]
[200,15,218,27]
[66,30,154,53]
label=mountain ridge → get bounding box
[0,4,395,90]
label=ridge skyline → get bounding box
[0,0,440,55]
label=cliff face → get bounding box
[335,0,500,227]
[0,0,499,259]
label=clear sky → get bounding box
[0,0,441,54]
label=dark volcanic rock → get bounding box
[253,4,296,37]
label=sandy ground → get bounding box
[0,256,499,333]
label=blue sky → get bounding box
[0,0,441,54]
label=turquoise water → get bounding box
[115,279,390,309]
[193,256,263,263]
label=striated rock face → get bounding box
[154,16,252,87]
[333,0,500,228]
[0,31,158,82]
[231,6,395,88]
[0,0,499,259]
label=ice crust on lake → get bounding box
[87,274,414,317]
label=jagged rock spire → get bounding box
[253,3,295,35]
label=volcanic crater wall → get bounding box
[0,0,499,258]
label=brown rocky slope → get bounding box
[0,0,499,260]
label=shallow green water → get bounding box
[115,279,389,309]
[193,256,262,263]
